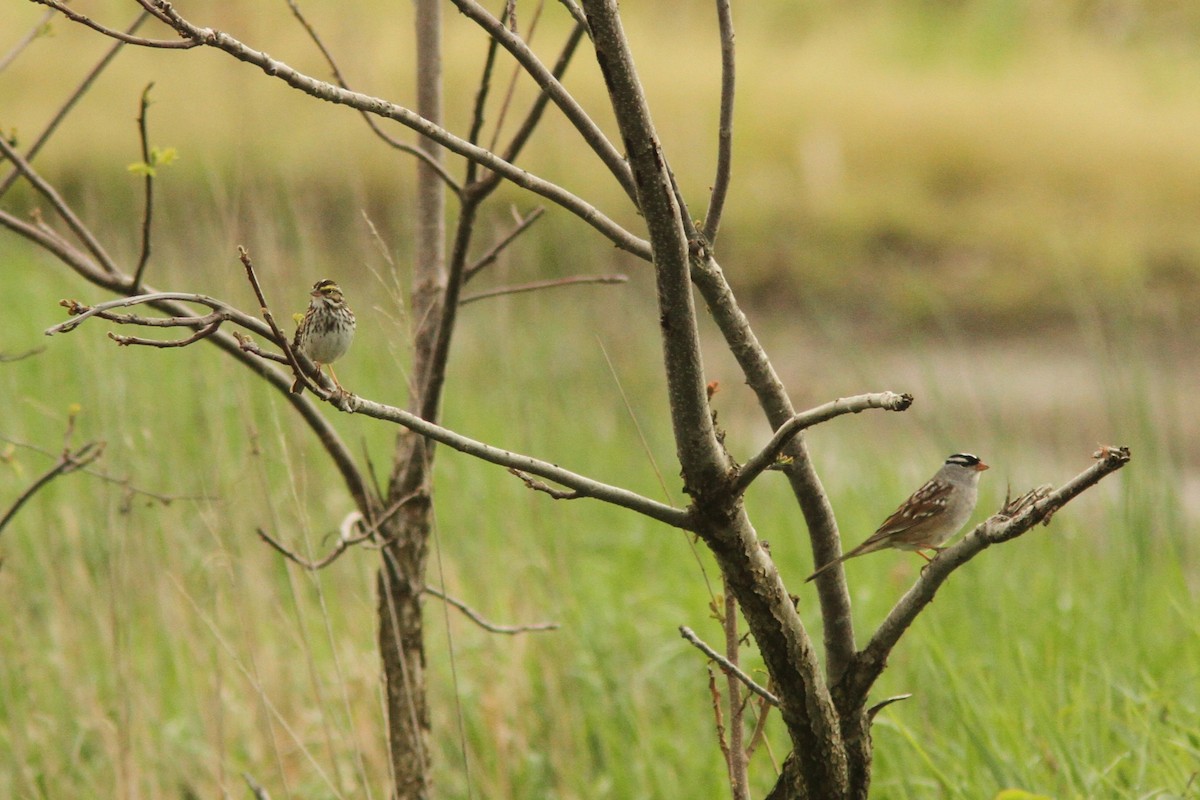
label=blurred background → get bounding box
[1,1,1198,798]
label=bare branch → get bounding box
[0,441,104,539]
[464,206,545,281]
[845,447,1133,708]
[707,667,734,788]
[425,585,559,634]
[0,8,55,74]
[113,0,651,258]
[255,522,369,571]
[0,133,119,274]
[327,389,688,527]
[282,0,462,193]
[131,83,156,291]
[460,273,628,306]
[45,293,259,337]
[450,0,636,202]
[734,392,913,495]
[680,625,780,708]
[0,347,45,362]
[702,0,735,244]
[27,1,196,49]
[508,467,581,499]
[108,320,222,348]
[722,587,750,800]
[556,0,588,32]
[866,694,912,722]
[689,250,858,686]
[2,12,151,200]
[236,247,320,395]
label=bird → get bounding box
[290,278,356,394]
[805,453,989,582]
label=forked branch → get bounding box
[734,392,913,495]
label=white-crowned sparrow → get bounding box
[805,453,989,582]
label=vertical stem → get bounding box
[379,1,445,797]
[723,584,749,800]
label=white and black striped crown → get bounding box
[945,453,983,468]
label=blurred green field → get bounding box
[3,1,1200,798]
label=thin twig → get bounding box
[108,320,223,348]
[464,206,545,281]
[866,694,912,722]
[707,667,734,787]
[0,347,45,362]
[0,8,56,74]
[1,12,150,200]
[744,694,773,760]
[485,1,543,155]
[242,772,272,800]
[508,468,580,499]
[703,0,736,244]
[679,626,780,707]
[0,442,104,539]
[282,0,461,192]
[46,293,251,336]
[460,274,628,305]
[27,1,194,48]
[237,247,332,396]
[556,0,588,32]
[734,392,913,495]
[58,0,649,258]
[722,584,750,800]
[256,492,427,570]
[425,586,559,634]
[0,131,119,274]
[131,82,156,291]
[450,0,636,203]
[0,433,201,508]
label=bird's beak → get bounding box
[976,461,990,471]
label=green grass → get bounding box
[2,239,1198,798]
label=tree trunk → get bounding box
[378,0,444,796]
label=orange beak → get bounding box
[975,461,990,471]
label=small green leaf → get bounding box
[149,146,177,167]
[127,162,155,177]
[994,790,1054,800]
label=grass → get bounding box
[2,240,1198,798]
[2,1,1200,797]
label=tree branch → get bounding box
[689,250,859,686]
[282,0,462,192]
[131,82,156,290]
[2,13,151,201]
[459,273,628,305]
[58,0,652,259]
[734,392,913,495]
[27,0,195,49]
[680,625,779,707]
[451,0,636,203]
[702,0,735,244]
[0,441,104,539]
[340,391,689,528]
[425,585,560,634]
[844,446,1132,709]
[0,132,119,274]
[464,206,545,281]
